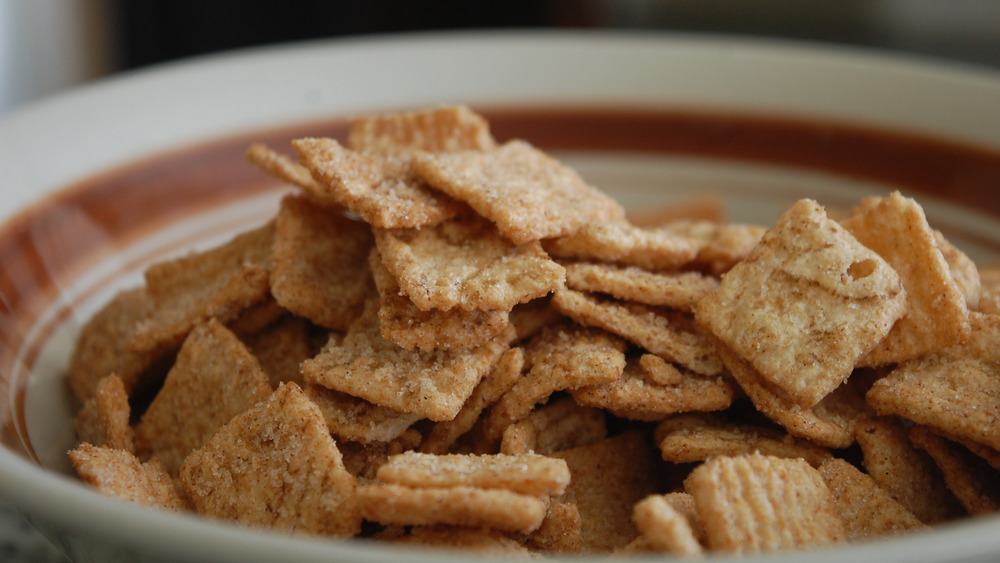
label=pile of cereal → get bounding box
[67,105,1000,556]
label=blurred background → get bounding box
[2,0,1000,116]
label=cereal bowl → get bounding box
[2,31,1000,563]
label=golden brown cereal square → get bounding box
[369,247,511,351]
[373,213,565,313]
[655,412,834,468]
[376,451,570,497]
[632,494,704,556]
[551,430,663,552]
[412,139,626,244]
[843,191,971,365]
[347,104,496,156]
[293,136,466,229]
[854,417,964,524]
[179,382,361,536]
[685,454,845,554]
[817,458,927,541]
[270,194,373,331]
[571,354,733,421]
[305,384,419,444]
[909,426,1000,516]
[543,221,699,271]
[553,288,722,376]
[697,198,907,407]
[867,312,1000,451]
[69,443,187,511]
[74,374,134,453]
[499,395,607,456]
[300,297,513,422]
[562,261,718,312]
[134,319,273,475]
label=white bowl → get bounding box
[2,30,1000,563]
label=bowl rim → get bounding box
[3,29,1000,563]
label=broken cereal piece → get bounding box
[817,458,928,541]
[686,454,846,554]
[632,494,704,556]
[69,443,187,511]
[697,198,907,407]
[179,382,361,536]
[74,374,134,453]
[412,139,625,244]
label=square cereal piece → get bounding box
[685,454,846,554]
[67,287,164,402]
[347,105,496,156]
[246,142,322,192]
[130,222,275,356]
[843,191,971,365]
[551,430,664,552]
[655,412,833,468]
[817,458,927,541]
[70,443,187,511]
[369,247,511,351]
[632,494,704,556]
[570,354,733,422]
[867,312,1000,452]
[300,297,513,422]
[525,499,583,554]
[270,194,373,331]
[480,323,626,443]
[134,319,273,475]
[240,314,313,389]
[854,417,964,524]
[412,139,626,244]
[716,342,871,449]
[543,221,699,271]
[293,137,466,229]
[358,483,548,534]
[663,220,766,275]
[305,384,419,444]
[696,198,907,408]
[420,347,523,454]
[376,451,570,497]
[553,288,722,376]
[74,374,134,453]
[562,261,718,312]
[374,213,565,313]
[499,395,607,456]
[909,426,1000,516]
[179,382,361,536]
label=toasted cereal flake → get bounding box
[499,396,607,456]
[377,452,570,497]
[817,458,927,540]
[526,500,583,554]
[357,483,548,533]
[240,314,313,389]
[481,324,626,443]
[130,222,275,356]
[374,214,565,312]
[978,266,1000,314]
[347,105,496,156]
[412,139,625,244]
[386,525,532,555]
[421,347,523,454]
[854,417,964,524]
[67,287,164,402]
[867,312,1000,452]
[293,137,466,229]
[843,192,971,365]
[305,384,419,444]
[716,343,870,449]
[246,142,322,191]
[562,262,718,312]
[655,412,833,468]
[935,230,981,310]
[179,382,361,536]
[571,354,733,421]
[553,289,722,376]
[300,297,513,422]
[134,319,273,475]
[685,454,845,554]
[551,430,663,552]
[663,220,766,275]
[69,443,187,511]
[909,426,1000,516]
[270,195,373,331]
[639,353,684,386]
[697,199,907,407]
[369,247,510,351]
[74,374,134,453]
[543,220,698,271]
[632,494,704,556]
